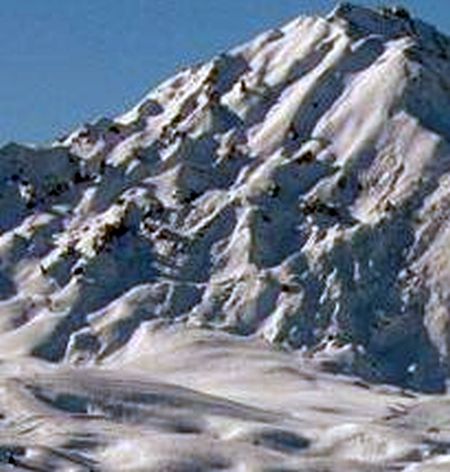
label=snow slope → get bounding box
[0,3,450,469]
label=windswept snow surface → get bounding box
[0,3,450,470]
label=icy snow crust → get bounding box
[0,3,450,470]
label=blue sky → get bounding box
[0,0,448,145]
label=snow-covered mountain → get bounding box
[1,2,450,389]
[0,4,450,469]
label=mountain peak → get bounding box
[329,2,449,48]
[329,3,417,38]
[331,2,412,20]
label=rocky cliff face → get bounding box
[0,3,449,393]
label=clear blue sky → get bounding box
[0,0,448,145]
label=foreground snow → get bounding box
[1,324,449,471]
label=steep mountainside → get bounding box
[0,2,449,398]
